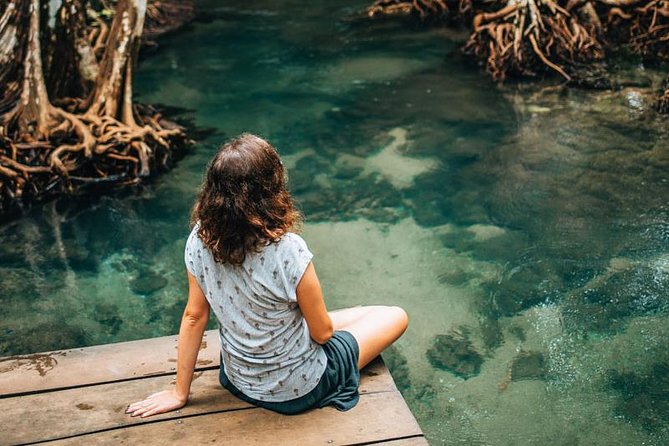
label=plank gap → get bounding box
[343,433,428,446]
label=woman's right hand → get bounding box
[126,389,187,418]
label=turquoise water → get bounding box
[2,1,669,444]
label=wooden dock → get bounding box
[0,330,427,445]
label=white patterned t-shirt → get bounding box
[184,227,327,402]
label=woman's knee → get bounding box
[372,305,408,334]
[387,306,409,333]
[338,305,408,336]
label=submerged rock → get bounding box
[510,351,546,381]
[130,270,168,295]
[94,303,123,336]
[61,239,98,273]
[437,267,470,286]
[0,322,87,356]
[334,154,365,179]
[479,317,504,352]
[563,262,669,334]
[439,224,530,265]
[427,330,483,379]
[288,155,331,194]
[508,325,527,342]
[363,128,435,190]
[607,362,669,432]
[405,171,491,227]
[482,260,564,317]
[296,166,404,223]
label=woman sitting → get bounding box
[127,134,408,417]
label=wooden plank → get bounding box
[360,357,397,394]
[2,359,395,445]
[48,391,422,446]
[0,332,394,398]
[0,331,221,397]
[1,370,247,446]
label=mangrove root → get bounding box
[366,0,456,19]
[463,0,604,81]
[0,0,192,218]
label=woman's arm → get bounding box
[296,262,333,344]
[126,271,210,418]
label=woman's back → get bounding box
[185,227,326,402]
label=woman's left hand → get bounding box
[126,389,187,418]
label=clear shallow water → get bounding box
[2,1,669,444]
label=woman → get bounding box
[127,134,408,417]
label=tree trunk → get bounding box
[87,0,146,125]
[10,0,52,139]
[0,1,28,117]
[48,0,98,102]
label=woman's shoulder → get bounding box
[276,232,310,253]
[261,232,311,263]
[185,224,205,252]
[186,224,199,242]
[280,232,306,245]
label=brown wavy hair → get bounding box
[191,134,301,265]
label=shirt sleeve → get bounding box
[184,227,204,279]
[278,233,313,302]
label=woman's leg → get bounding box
[328,306,374,329]
[329,306,408,369]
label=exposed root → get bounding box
[529,33,571,80]
[367,0,454,19]
[0,103,189,215]
[87,11,109,59]
[463,0,604,81]
[143,0,196,42]
[627,0,669,60]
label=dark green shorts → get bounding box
[219,330,360,415]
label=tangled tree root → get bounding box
[463,0,604,81]
[365,0,606,81]
[0,0,197,218]
[603,0,669,112]
[365,0,669,108]
[0,103,190,216]
[605,0,669,60]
